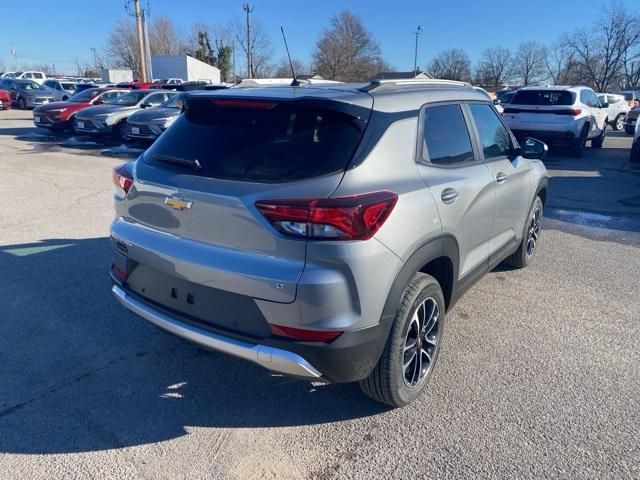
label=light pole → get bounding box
[243,4,254,79]
[413,25,423,76]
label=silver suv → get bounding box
[110,79,549,407]
[504,86,608,156]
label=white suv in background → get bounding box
[13,71,47,85]
[504,86,608,156]
[598,93,631,130]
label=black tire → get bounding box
[591,125,606,148]
[115,121,128,140]
[613,114,625,131]
[631,138,640,163]
[62,96,68,101]
[571,125,588,157]
[18,97,26,110]
[359,272,445,408]
[505,196,543,268]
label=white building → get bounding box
[151,55,221,84]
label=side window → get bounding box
[421,104,475,165]
[145,94,164,106]
[44,80,53,88]
[101,92,117,102]
[35,73,44,79]
[579,90,588,106]
[469,103,512,160]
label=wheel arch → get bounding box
[381,235,459,319]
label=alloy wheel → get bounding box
[616,116,624,130]
[526,206,542,256]
[403,297,440,388]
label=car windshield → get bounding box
[61,83,76,90]
[511,90,575,106]
[17,81,40,90]
[144,99,365,183]
[109,91,147,106]
[162,95,184,109]
[68,88,100,103]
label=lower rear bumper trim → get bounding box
[111,285,323,380]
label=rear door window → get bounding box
[420,104,475,165]
[512,90,575,106]
[469,103,512,160]
[144,98,366,183]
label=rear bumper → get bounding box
[511,129,576,145]
[112,284,323,379]
[112,282,391,383]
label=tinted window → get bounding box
[144,93,165,106]
[100,91,122,102]
[421,104,474,165]
[512,90,575,106]
[144,99,365,183]
[69,88,100,103]
[162,95,184,109]
[110,91,147,106]
[469,104,512,160]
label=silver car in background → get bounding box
[597,93,630,130]
[42,79,77,101]
[124,94,185,141]
[75,90,177,139]
[110,80,548,407]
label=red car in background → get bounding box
[116,81,162,90]
[32,88,128,131]
[0,89,11,110]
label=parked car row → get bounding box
[29,83,228,142]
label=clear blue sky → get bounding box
[1,0,638,74]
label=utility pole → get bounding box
[10,47,18,70]
[142,9,153,80]
[242,4,254,79]
[413,25,423,76]
[130,0,147,82]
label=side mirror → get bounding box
[140,103,149,108]
[520,137,548,160]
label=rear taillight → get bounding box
[553,108,582,116]
[269,324,342,342]
[255,191,398,241]
[112,163,133,194]
[112,264,129,282]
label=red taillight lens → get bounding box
[553,108,582,116]
[112,163,133,194]
[270,324,342,342]
[113,264,129,282]
[255,191,398,241]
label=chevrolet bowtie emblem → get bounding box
[164,196,193,210]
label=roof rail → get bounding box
[360,78,472,92]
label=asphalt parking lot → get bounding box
[0,110,639,480]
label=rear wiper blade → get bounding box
[153,154,202,171]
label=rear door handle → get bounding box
[495,172,508,184]
[441,188,459,204]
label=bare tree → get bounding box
[545,42,581,85]
[149,15,188,55]
[513,41,548,86]
[562,2,640,91]
[312,10,384,82]
[476,46,513,90]
[106,19,142,78]
[232,17,273,78]
[426,48,472,81]
[274,59,306,78]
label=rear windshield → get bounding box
[511,90,575,106]
[144,99,365,183]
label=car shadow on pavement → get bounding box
[0,126,40,136]
[0,238,389,455]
